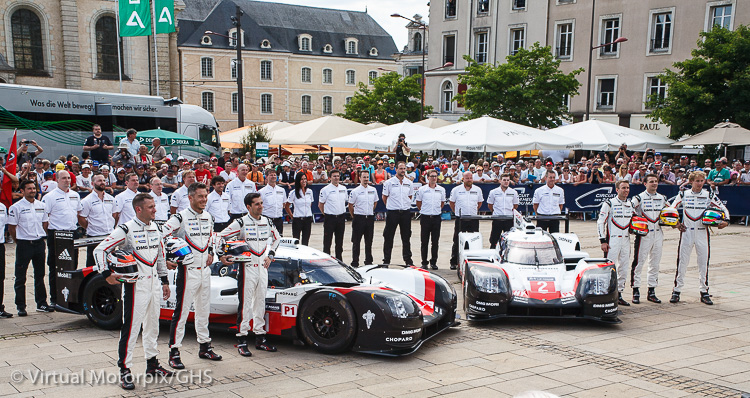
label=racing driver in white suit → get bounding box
[219,192,281,356]
[630,174,667,304]
[669,170,729,305]
[597,180,635,306]
[94,193,173,390]
[161,182,222,369]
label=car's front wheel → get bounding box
[299,291,356,354]
[82,275,122,330]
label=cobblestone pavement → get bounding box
[1,219,749,397]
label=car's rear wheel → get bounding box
[82,275,122,330]
[299,291,356,354]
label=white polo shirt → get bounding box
[170,185,190,213]
[319,183,348,215]
[449,184,484,217]
[79,192,116,236]
[114,188,138,225]
[42,187,82,230]
[259,184,287,218]
[226,177,256,214]
[487,186,519,216]
[287,188,314,218]
[533,184,565,215]
[416,184,446,216]
[382,176,413,211]
[0,203,6,244]
[150,191,171,221]
[206,190,231,223]
[9,198,48,240]
[348,185,379,216]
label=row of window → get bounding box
[201,92,353,116]
[200,58,378,85]
[448,0,527,18]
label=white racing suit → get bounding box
[162,208,215,349]
[93,218,168,370]
[219,215,280,337]
[630,191,667,289]
[670,189,729,293]
[597,197,635,292]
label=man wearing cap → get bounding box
[171,170,196,214]
[42,170,82,307]
[78,174,116,266]
[77,164,93,193]
[540,161,559,182]
[83,124,114,164]
[149,177,171,223]
[362,156,375,176]
[207,176,231,232]
[416,169,446,270]
[487,174,519,249]
[33,158,46,183]
[385,159,396,177]
[533,173,565,233]
[114,173,140,225]
[312,164,328,184]
[161,167,179,189]
[259,168,286,234]
[707,158,730,193]
[449,171,484,269]
[382,162,414,266]
[318,170,348,260]
[135,164,150,191]
[443,160,462,184]
[124,128,140,156]
[739,160,750,186]
[393,133,410,164]
[112,141,134,165]
[149,138,166,163]
[278,161,294,188]
[194,159,211,185]
[218,150,231,169]
[226,164,256,220]
[349,170,379,267]
[41,170,58,193]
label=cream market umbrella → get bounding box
[220,121,294,146]
[328,121,436,151]
[547,120,673,151]
[670,122,750,146]
[366,122,387,129]
[414,118,454,129]
[430,116,582,152]
[270,116,369,145]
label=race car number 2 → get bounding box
[528,278,556,293]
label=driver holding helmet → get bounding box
[629,174,668,304]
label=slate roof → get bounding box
[178,0,398,60]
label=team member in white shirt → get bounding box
[225,164,256,220]
[149,177,171,223]
[532,173,565,233]
[76,164,93,193]
[348,170,379,267]
[285,173,314,245]
[259,168,286,234]
[206,176,231,232]
[487,173,519,249]
[9,180,50,315]
[114,173,139,226]
[449,171,484,268]
[416,169,446,270]
[382,162,414,266]
[78,174,115,266]
[0,200,9,318]
[170,170,195,215]
[318,170,348,260]
[42,170,82,307]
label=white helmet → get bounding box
[107,250,139,283]
[165,237,195,266]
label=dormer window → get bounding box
[369,47,378,57]
[323,44,333,53]
[260,39,271,49]
[228,27,245,47]
[345,38,358,54]
[299,34,312,51]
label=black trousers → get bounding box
[351,215,375,267]
[420,215,441,267]
[323,214,346,260]
[383,210,413,265]
[87,245,96,267]
[15,239,47,310]
[47,230,77,304]
[451,218,479,265]
[292,216,313,245]
[0,244,5,312]
[489,219,514,249]
[536,217,560,233]
[214,221,230,233]
[229,213,246,222]
[268,217,284,235]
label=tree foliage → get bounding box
[647,26,750,138]
[340,72,432,125]
[455,42,583,129]
[240,125,270,157]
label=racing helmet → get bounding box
[107,250,139,283]
[629,216,649,236]
[165,237,194,266]
[659,207,679,226]
[702,208,725,226]
[223,240,255,262]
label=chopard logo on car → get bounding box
[468,304,486,311]
[386,336,413,342]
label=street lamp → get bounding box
[205,5,245,128]
[584,0,627,121]
[391,13,427,119]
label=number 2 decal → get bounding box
[530,280,556,293]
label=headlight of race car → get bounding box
[385,296,415,319]
[471,268,508,294]
[580,266,616,296]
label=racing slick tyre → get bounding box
[299,291,357,354]
[82,275,122,330]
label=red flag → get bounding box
[0,129,17,208]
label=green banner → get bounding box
[119,0,151,37]
[155,0,175,34]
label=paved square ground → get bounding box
[1,219,749,397]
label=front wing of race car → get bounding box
[463,258,620,323]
